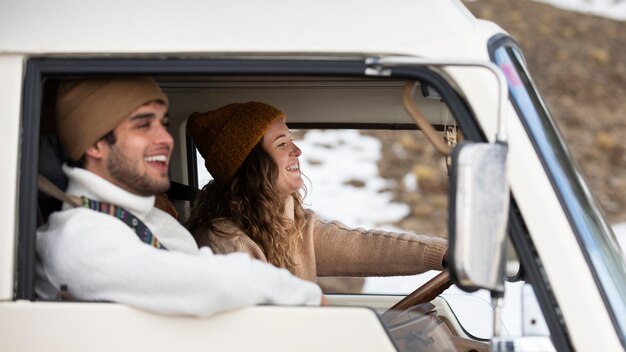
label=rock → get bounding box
[595,131,616,151]
[344,179,366,188]
[590,48,610,65]
[398,134,422,152]
[412,164,436,181]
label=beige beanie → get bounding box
[56,77,169,161]
[187,102,285,182]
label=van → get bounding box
[1,0,625,351]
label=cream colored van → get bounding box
[1,0,625,351]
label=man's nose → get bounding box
[155,123,174,148]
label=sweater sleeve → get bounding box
[194,223,269,262]
[309,211,448,277]
[37,209,322,317]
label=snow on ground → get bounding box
[532,0,626,20]
[298,130,410,228]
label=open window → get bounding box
[21,57,537,349]
[19,59,478,293]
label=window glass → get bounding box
[494,45,626,340]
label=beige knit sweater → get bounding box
[193,209,448,283]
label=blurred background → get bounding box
[465,0,626,226]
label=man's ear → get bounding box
[84,140,107,160]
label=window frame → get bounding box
[23,55,578,345]
[19,56,489,302]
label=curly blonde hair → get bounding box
[186,143,307,271]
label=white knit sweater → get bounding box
[36,165,322,316]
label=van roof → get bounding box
[0,0,505,59]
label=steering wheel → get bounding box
[381,269,452,324]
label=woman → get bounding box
[186,102,448,282]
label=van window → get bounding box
[23,58,496,307]
[494,43,626,339]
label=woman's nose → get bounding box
[291,142,302,157]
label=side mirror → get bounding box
[449,141,510,295]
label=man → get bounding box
[36,77,323,316]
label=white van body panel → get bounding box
[0,0,623,350]
[0,56,23,301]
[0,302,396,351]
[0,0,495,60]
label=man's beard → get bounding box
[107,146,170,196]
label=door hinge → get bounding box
[365,57,391,76]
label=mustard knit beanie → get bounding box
[187,102,285,182]
[56,77,169,161]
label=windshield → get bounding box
[493,44,626,340]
